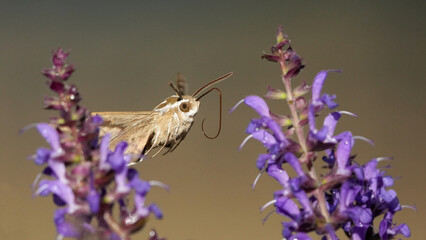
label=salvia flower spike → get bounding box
[234,26,411,240]
[26,48,166,239]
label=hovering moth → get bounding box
[93,72,232,164]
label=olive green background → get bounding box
[0,1,425,239]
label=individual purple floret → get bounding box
[27,48,166,240]
[233,26,411,239]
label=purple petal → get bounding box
[308,105,317,133]
[325,224,339,240]
[37,179,78,213]
[313,126,329,142]
[275,197,300,221]
[267,163,290,188]
[130,178,151,195]
[379,211,410,239]
[99,134,111,170]
[34,148,50,165]
[383,176,394,187]
[246,118,263,134]
[322,150,336,167]
[127,168,139,180]
[114,168,131,196]
[36,123,62,153]
[244,95,271,118]
[134,194,149,217]
[108,141,128,172]
[282,221,298,238]
[320,94,338,109]
[251,130,277,148]
[256,154,270,170]
[393,223,411,237]
[53,194,67,206]
[54,208,81,238]
[339,182,361,210]
[335,133,353,175]
[48,158,67,183]
[351,226,368,240]
[91,114,103,124]
[347,207,372,226]
[312,70,341,102]
[264,117,288,145]
[149,204,163,219]
[381,189,401,213]
[87,189,100,214]
[284,153,304,177]
[292,185,313,217]
[323,112,341,138]
[363,159,379,180]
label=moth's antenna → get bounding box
[176,72,187,95]
[197,87,222,139]
[192,72,233,99]
[169,81,184,100]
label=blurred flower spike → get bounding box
[28,48,165,239]
[233,26,411,239]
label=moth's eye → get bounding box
[179,102,190,112]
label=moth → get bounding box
[93,72,232,164]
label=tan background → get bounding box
[0,1,425,239]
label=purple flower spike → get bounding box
[235,27,410,239]
[27,48,166,239]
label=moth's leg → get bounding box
[162,140,176,155]
[142,132,156,155]
[170,122,193,152]
[128,153,146,165]
[151,133,171,157]
[170,132,187,152]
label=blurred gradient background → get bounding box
[0,1,425,239]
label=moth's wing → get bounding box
[176,72,187,95]
[92,111,158,155]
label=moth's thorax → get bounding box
[151,95,200,145]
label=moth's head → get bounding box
[165,72,233,139]
[154,95,200,117]
[177,95,200,117]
